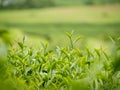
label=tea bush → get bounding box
[1,32,120,90]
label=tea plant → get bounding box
[5,33,120,90]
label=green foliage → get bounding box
[0,28,12,45]
[66,31,83,49]
[0,0,120,9]
[0,0,55,9]
[0,55,29,90]
[1,33,119,90]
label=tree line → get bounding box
[0,0,55,9]
[0,0,120,9]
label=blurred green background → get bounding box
[0,0,120,49]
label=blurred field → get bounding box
[0,4,120,48]
[0,5,120,23]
